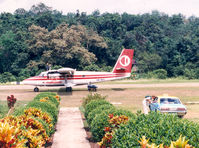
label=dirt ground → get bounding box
[0,81,199,122]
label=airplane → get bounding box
[22,49,134,92]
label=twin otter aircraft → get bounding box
[22,49,134,92]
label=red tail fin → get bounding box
[112,49,134,73]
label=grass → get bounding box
[101,78,199,84]
[0,100,9,118]
[0,100,29,119]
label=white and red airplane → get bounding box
[22,49,134,92]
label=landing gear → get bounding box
[66,87,72,92]
[34,87,39,92]
[87,84,97,92]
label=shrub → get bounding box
[0,72,16,83]
[87,104,115,125]
[0,115,49,148]
[35,96,59,108]
[83,64,101,71]
[26,101,58,125]
[90,108,135,142]
[98,114,129,147]
[82,93,106,108]
[184,68,197,79]
[111,112,199,147]
[84,99,111,120]
[34,92,57,98]
[23,107,54,135]
[152,69,168,79]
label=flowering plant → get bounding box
[138,135,194,148]
[7,95,17,109]
[0,115,49,148]
[98,114,129,147]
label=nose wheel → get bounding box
[34,87,39,92]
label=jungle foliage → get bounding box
[1,3,199,82]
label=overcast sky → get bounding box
[0,0,198,17]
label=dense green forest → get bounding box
[0,3,199,82]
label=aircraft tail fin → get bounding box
[112,49,134,73]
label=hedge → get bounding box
[87,104,115,126]
[82,93,106,108]
[111,112,199,147]
[0,92,61,147]
[84,99,111,120]
[90,108,135,142]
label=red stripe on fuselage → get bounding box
[25,73,128,81]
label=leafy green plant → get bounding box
[0,72,16,83]
[26,101,58,125]
[87,104,114,125]
[23,107,54,135]
[84,99,111,120]
[111,112,199,147]
[35,95,59,108]
[90,108,135,142]
[82,93,106,108]
[98,114,129,147]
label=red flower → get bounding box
[104,127,111,132]
[108,113,114,119]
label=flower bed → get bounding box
[0,92,61,147]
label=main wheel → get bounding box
[66,87,72,92]
[34,87,39,92]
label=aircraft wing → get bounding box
[65,83,76,87]
[58,68,76,73]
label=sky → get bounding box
[0,0,199,17]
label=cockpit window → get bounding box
[38,72,45,77]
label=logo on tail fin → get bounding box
[112,49,134,73]
[119,55,130,67]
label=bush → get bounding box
[82,93,106,108]
[111,112,199,147]
[35,92,57,98]
[87,104,115,125]
[184,68,197,79]
[26,101,58,125]
[90,108,135,142]
[152,69,167,79]
[34,94,60,108]
[83,64,101,71]
[23,107,55,135]
[84,99,111,120]
[0,72,16,83]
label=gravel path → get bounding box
[52,107,90,148]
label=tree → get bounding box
[26,23,107,71]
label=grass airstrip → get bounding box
[0,79,199,122]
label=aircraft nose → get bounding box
[21,78,31,85]
[21,79,27,85]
